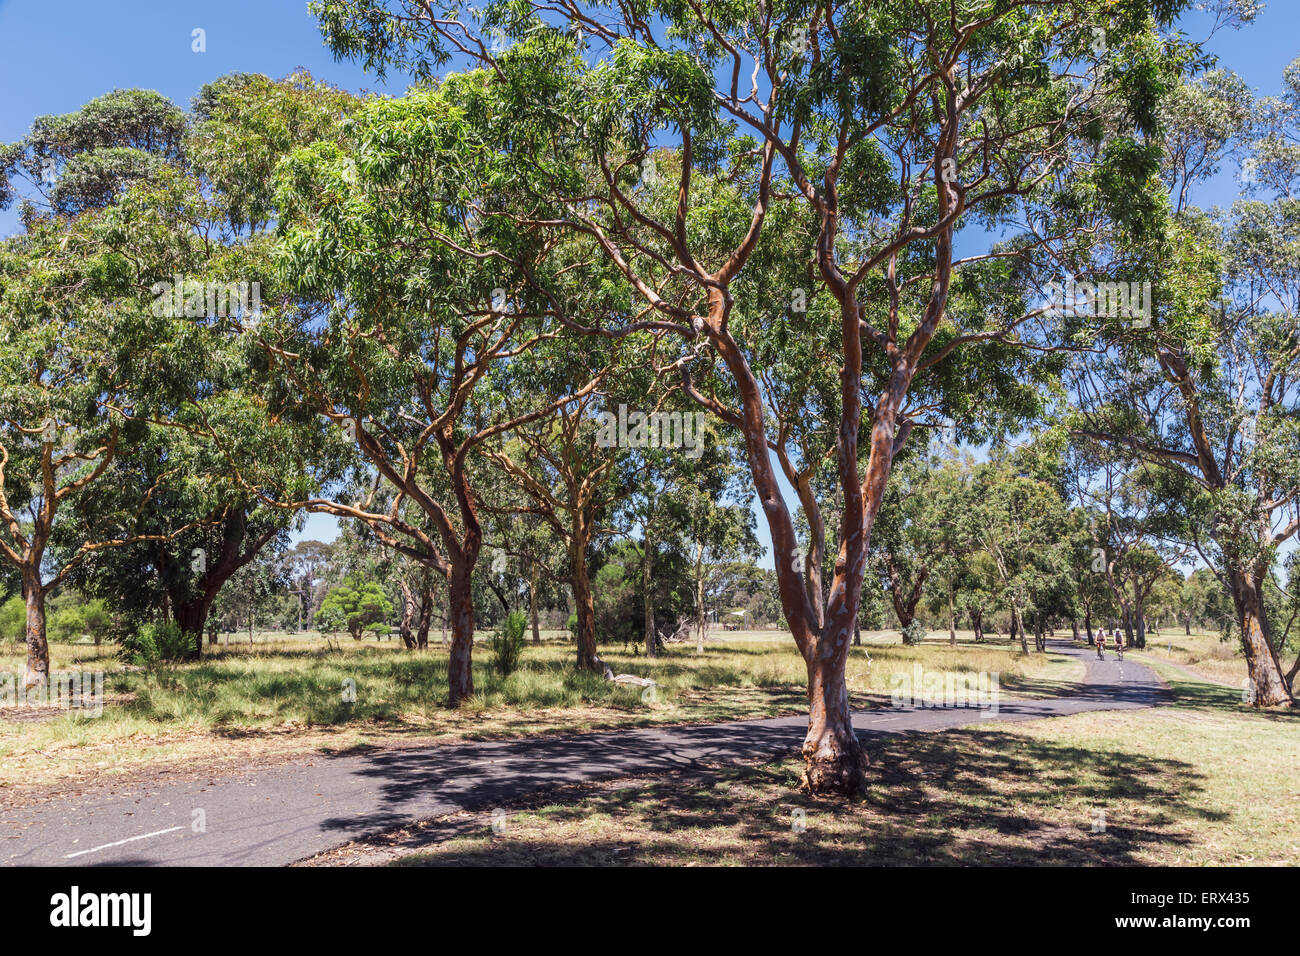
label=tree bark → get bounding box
[1012,606,1029,654]
[529,559,541,645]
[23,572,49,692]
[569,536,610,677]
[802,645,865,796]
[416,583,433,649]
[446,561,475,705]
[694,542,706,654]
[643,531,657,658]
[398,578,417,649]
[1228,569,1293,706]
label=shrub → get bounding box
[901,620,927,646]
[0,595,24,642]
[120,620,192,667]
[315,579,394,640]
[490,611,527,676]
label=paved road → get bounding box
[1,640,1165,866]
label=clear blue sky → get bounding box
[1,1,1295,554]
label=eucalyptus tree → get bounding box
[1070,58,1300,705]
[256,79,601,704]
[962,457,1073,654]
[0,91,235,686]
[311,0,1200,793]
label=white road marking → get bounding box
[872,717,903,723]
[65,826,183,859]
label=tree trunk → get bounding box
[529,560,541,645]
[174,592,218,660]
[972,607,984,643]
[398,578,417,649]
[694,542,706,654]
[569,537,610,677]
[1071,617,1080,643]
[1013,606,1029,654]
[643,532,657,658]
[947,591,957,645]
[416,585,433,649]
[801,645,868,797]
[853,620,861,646]
[1084,606,1094,644]
[446,562,475,705]
[23,572,49,692]
[1228,569,1293,707]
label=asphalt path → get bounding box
[1,639,1165,866]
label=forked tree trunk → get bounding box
[23,572,49,692]
[1228,569,1293,707]
[972,607,984,643]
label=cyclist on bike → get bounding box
[1096,628,1106,660]
[1114,628,1125,661]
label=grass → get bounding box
[1130,627,1256,686]
[374,657,1300,867]
[0,628,1070,792]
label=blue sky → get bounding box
[1,1,1295,557]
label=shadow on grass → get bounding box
[379,729,1219,866]
[1163,676,1300,723]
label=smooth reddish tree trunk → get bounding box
[446,561,475,705]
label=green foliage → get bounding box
[120,620,192,667]
[901,621,928,646]
[490,611,527,676]
[315,578,394,640]
[0,596,23,642]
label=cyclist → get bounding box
[1114,628,1125,661]
[1096,628,1106,660]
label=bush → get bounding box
[901,620,927,646]
[0,595,24,642]
[119,620,192,667]
[490,611,527,677]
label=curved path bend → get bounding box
[1,639,1165,866]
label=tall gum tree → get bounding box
[0,91,229,687]
[310,0,1200,793]
[249,82,603,704]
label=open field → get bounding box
[0,630,1078,792]
[381,660,1300,867]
